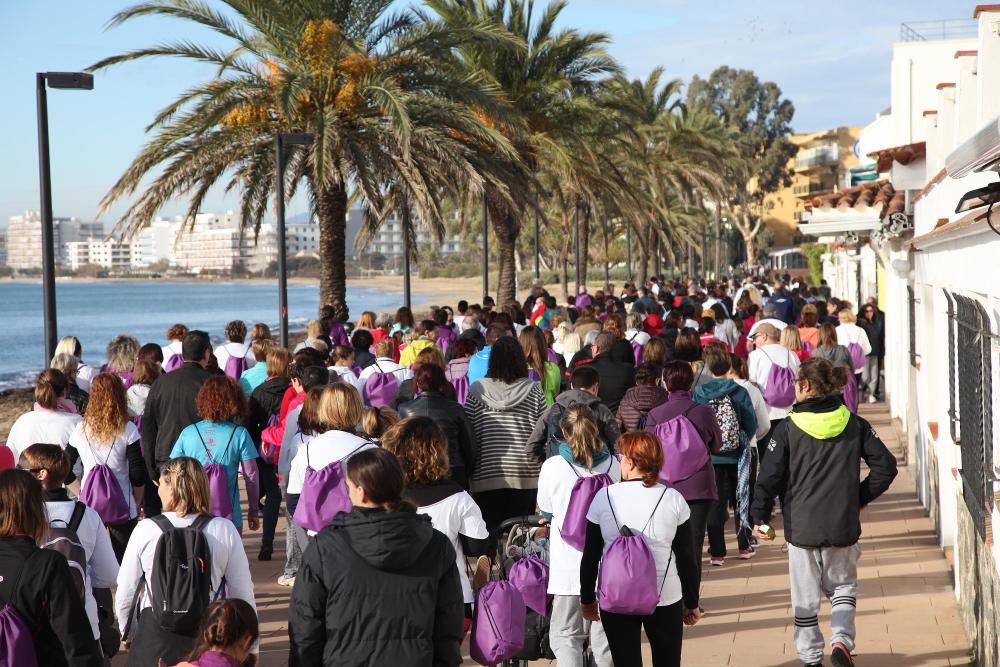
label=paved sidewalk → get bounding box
[131,404,971,666]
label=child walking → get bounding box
[751,358,897,667]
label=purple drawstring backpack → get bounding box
[293,441,369,533]
[842,371,859,413]
[451,375,469,406]
[528,368,542,382]
[260,413,281,464]
[194,425,237,521]
[546,348,560,365]
[224,354,248,381]
[328,320,350,348]
[436,326,457,357]
[845,332,866,370]
[561,457,615,551]
[362,362,400,408]
[163,354,184,373]
[80,436,131,525]
[0,563,39,667]
[631,340,644,367]
[652,405,710,484]
[507,557,549,616]
[597,487,671,615]
[470,581,526,665]
[761,348,797,407]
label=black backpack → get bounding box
[138,515,222,636]
[42,502,87,600]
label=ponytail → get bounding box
[34,368,68,410]
[346,448,416,513]
[796,358,848,398]
[560,404,603,470]
[185,599,258,661]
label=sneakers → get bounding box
[258,546,273,561]
[831,643,854,666]
[867,395,878,404]
[472,555,491,592]
[738,548,756,560]
[709,556,724,566]
[277,574,296,587]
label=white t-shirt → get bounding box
[416,490,488,603]
[161,340,183,369]
[357,358,411,384]
[6,409,82,460]
[114,512,256,640]
[214,341,255,372]
[328,366,362,391]
[126,384,150,418]
[835,324,872,357]
[537,455,621,595]
[624,330,651,346]
[586,481,690,607]
[76,363,97,393]
[277,405,307,480]
[732,378,771,442]
[287,430,375,495]
[68,422,141,518]
[748,343,801,420]
[46,500,119,639]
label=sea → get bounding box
[0,280,413,390]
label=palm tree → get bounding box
[426,0,618,305]
[90,0,519,319]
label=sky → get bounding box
[0,0,970,229]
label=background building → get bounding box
[5,210,104,270]
[65,239,137,271]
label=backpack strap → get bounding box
[564,456,582,478]
[68,502,87,533]
[607,488,621,531]
[190,514,214,532]
[194,425,214,464]
[218,426,239,464]
[641,487,669,533]
[150,514,173,533]
[341,441,370,463]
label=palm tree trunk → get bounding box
[493,213,518,306]
[315,180,349,320]
[638,226,649,286]
[580,205,590,288]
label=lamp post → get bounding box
[481,191,488,302]
[574,198,588,296]
[534,196,541,282]
[36,72,93,365]
[626,224,633,283]
[402,216,412,310]
[275,132,313,349]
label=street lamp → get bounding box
[36,72,94,365]
[275,132,313,348]
[574,198,589,296]
[481,192,489,302]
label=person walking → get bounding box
[580,432,701,667]
[465,336,547,528]
[174,599,258,667]
[615,362,669,434]
[0,468,101,666]
[288,448,464,667]
[537,405,619,667]
[6,369,82,460]
[160,324,189,372]
[397,364,477,488]
[142,330,211,516]
[752,358,897,667]
[51,353,90,415]
[644,361,722,588]
[692,346,758,565]
[519,325,563,405]
[384,417,489,633]
[588,332,636,413]
[115,457,257,666]
[66,373,147,560]
[214,320,255,380]
[748,323,800,457]
[857,304,885,403]
[170,377,261,534]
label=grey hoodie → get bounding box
[524,389,621,464]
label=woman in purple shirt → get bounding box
[645,360,723,591]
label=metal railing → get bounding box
[796,144,839,169]
[900,19,978,42]
[793,182,830,196]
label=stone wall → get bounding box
[956,501,999,666]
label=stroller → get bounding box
[484,515,555,666]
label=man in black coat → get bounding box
[141,330,211,515]
[587,332,635,413]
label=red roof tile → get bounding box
[973,4,1000,17]
[922,110,938,117]
[955,50,978,58]
[936,82,956,89]
[867,141,926,172]
[806,180,903,219]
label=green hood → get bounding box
[790,405,851,439]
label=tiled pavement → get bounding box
[119,404,972,666]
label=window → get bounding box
[947,291,996,536]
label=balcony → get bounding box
[793,181,832,197]
[899,19,977,42]
[795,144,839,171]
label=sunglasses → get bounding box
[17,466,44,474]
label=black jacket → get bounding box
[142,361,209,480]
[609,339,635,365]
[248,376,291,447]
[398,391,476,486]
[0,537,101,666]
[525,389,621,464]
[751,396,898,547]
[857,316,885,358]
[289,507,464,667]
[588,355,636,413]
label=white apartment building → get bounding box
[5,210,104,270]
[362,215,463,257]
[0,228,7,266]
[803,9,1000,663]
[172,211,278,274]
[134,217,180,267]
[65,239,137,271]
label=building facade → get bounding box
[5,210,104,270]
[360,214,463,257]
[65,239,138,271]
[805,9,998,664]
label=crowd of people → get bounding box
[0,272,896,667]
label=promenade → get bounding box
[120,403,972,666]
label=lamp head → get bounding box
[44,72,94,90]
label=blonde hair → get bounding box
[318,383,364,432]
[603,315,625,340]
[306,319,323,339]
[356,311,377,329]
[251,323,272,342]
[838,309,857,324]
[561,331,582,357]
[560,405,603,470]
[626,313,643,331]
[251,338,273,362]
[54,336,82,359]
[84,373,130,444]
[414,346,445,370]
[50,353,79,379]
[780,325,804,352]
[106,335,140,374]
[159,457,211,515]
[362,406,400,442]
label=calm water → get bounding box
[1,280,411,390]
